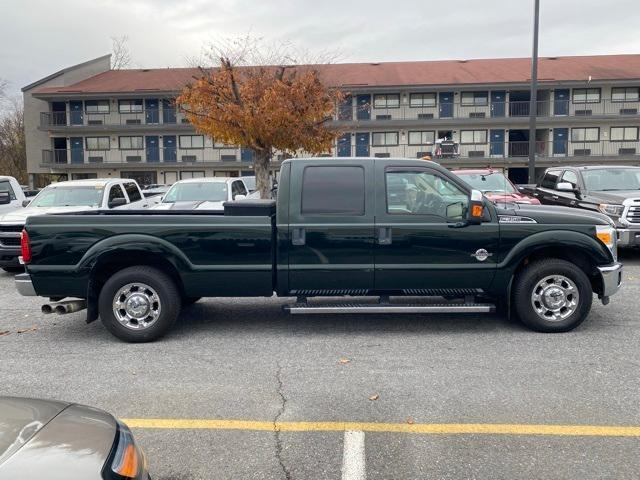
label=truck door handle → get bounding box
[291,227,306,246]
[378,227,392,245]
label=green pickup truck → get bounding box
[16,158,623,342]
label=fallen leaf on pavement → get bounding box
[16,327,37,334]
[0,331,10,337]
[338,358,351,365]
[368,394,379,401]
[406,417,415,425]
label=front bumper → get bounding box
[597,262,623,298]
[617,229,640,247]
[15,273,36,296]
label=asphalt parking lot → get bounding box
[1,252,640,480]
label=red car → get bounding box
[453,169,541,205]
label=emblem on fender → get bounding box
[471,248,493,262]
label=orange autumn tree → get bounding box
[177,50,343,198]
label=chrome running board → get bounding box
[284,302,495,314]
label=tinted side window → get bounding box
[301,166,365,215]
[232,181,247,199]
[124,182,142,202]
[0,181,16,200]
[560,171,579,189]
[108,184,125,203]
[541,170,561,189]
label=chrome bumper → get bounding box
[597,263,623,298]
[15,273,36,296]
[617,229,640,247]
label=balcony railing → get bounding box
[42,140,640,167]
[40,108,186,128]
[334,99,640,121]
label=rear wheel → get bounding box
[513,258,592,333]
[98,266,181,342]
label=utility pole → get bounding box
[528,0,540,183]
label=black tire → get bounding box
[183,296,202,305]
[2,266,24,273]
[513,258,592,333]
[98,266,181,342]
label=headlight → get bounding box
[596,225,617,260]
[598,204,624,216]
[103,421,147,479]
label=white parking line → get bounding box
[342,430,366,480]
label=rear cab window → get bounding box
[124,182,142,202]
[541,170,561,189]
[108,184,126,204]
[301,166,365,215]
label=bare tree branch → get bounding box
[111,35,132,69]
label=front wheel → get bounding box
[513,259,593,333]
[98,266,181,342]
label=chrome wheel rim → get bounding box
[531,275,579,322]
[112,283,161,330]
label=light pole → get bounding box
[528,0,540,183]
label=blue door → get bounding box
[355,132,369,157]
[241,148,254,162]
[554,89,569,116]
[490,129,505,156]
[70,137,84,164]
[356,95,371,120]
[438,92,453,118]
[163,136,176,162]
[490,91,506,117]
[553,128,568,155]
[337,133,351,157]
[162,99,176,124]
[146,136,159,163]
[145,99,159,124]
[69,101,83,125]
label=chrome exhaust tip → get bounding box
[41,304,53,314]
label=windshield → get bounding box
[582,168,640,191]
[163,182,228,203]
[456,172,517,194]
[30,186,104,207]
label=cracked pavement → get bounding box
[0,250,639,479]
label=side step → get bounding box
[284,302,495,315]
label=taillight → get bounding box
[20,229,32,264]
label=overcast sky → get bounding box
[1,0,639,96]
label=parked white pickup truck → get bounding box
[151,177,250,211]
[0,178,148,272]
[0,176,28,215]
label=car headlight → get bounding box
[598,204,624,217]
[103,421,147,479]
[596,225,617,260]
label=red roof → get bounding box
[33,54,640,95]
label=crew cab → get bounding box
[520,166,640,247]
[16,158,622,342]
[452,169,540,206]
[151,177,250,211]
[0,178,148,272]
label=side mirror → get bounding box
[234,194,246,200]
[0,192,11,205]
[556,182,578,193]
[467,189,485,225]
[22,200,31,207]
[108,197,127,208]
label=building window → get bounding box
[571,127,599,142]
[118,99,143,113]
[372,132,399,146]
[85,137,110,150]
[460,130,487,144]
[373,94,400,109]
[409,93,436,108]
[301,166,365,215]
[460,91,488,106]
[572,88,601,104]
[611,87,640,102]
[408,131,435,145]
[179,135,205,149]
[118,136,144,150]
[610,127,639,141]
[85,100,109,113]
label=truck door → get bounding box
[555,169,580,208]
[374,164,498,291]
[287,160,375,295]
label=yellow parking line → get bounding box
[120,419,640,437]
